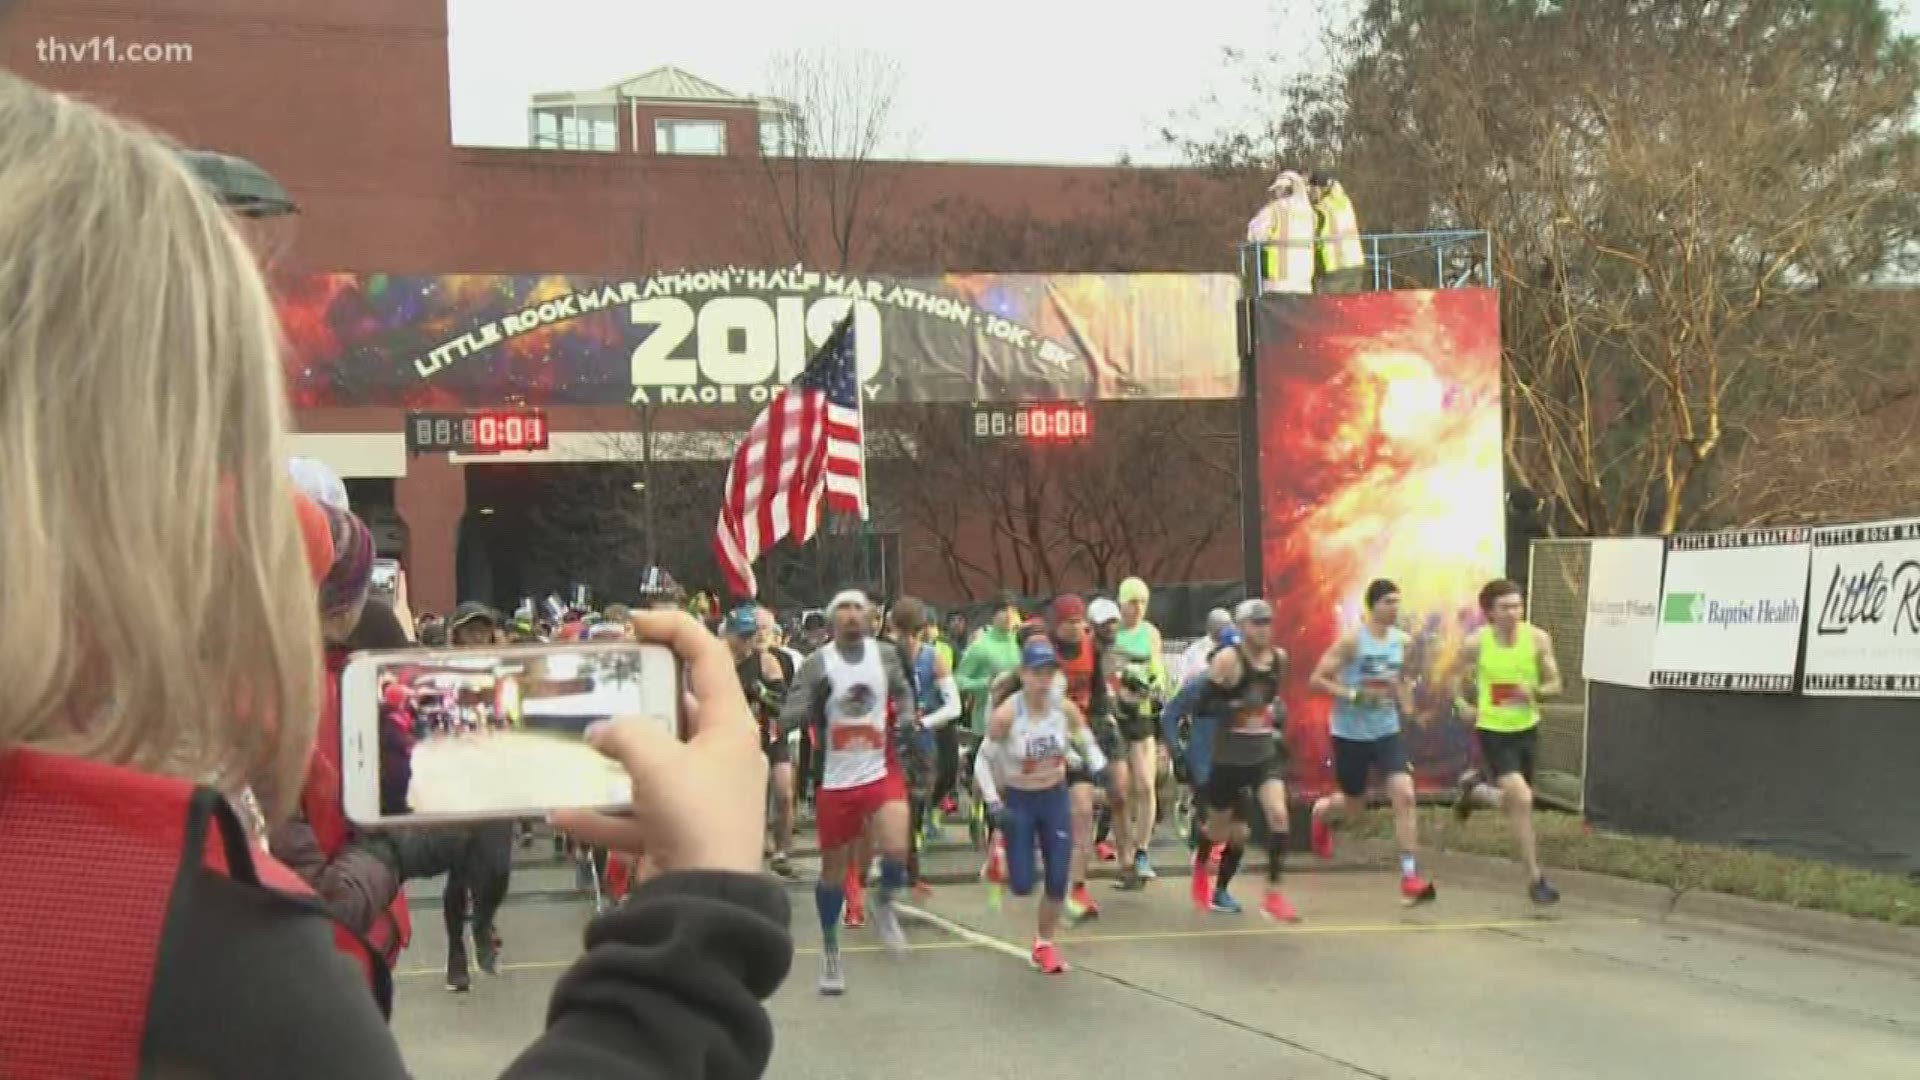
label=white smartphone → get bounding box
[339,642,681,827]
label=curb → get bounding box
[1342,838,1920,963]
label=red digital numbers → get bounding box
[467,411,548,453]
[1024,403,1091,444]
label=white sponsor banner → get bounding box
[1803,518,1920,696]
[1582,538,1665,688]
[1649,527,1812,693]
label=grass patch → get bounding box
[1346,807,1920,927]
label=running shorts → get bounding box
[1475,726,1539,784]
[760,720,790,765]
[815,769,907,850]
[1001,784,1073,901]
[1202,757,1283,820]
[1332,732,1409,798]
[1116,706,1156,746]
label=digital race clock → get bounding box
[406,410,550,455]
[970,403,1093,445]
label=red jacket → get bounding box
[0,748,389,1080]
[298,649,411,962]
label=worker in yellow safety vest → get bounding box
[1308,171,1367,294]
[1246,170,1315,294]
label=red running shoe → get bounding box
[1031,940,1069,975]
[1190,858,1214,912]
[1400,874,1438,905]
[1261,889,1301,923]
[1069,883,1100,920]
[1095,841,1117,862]
[1311,810,1335,860]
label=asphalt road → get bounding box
[390,842,1920,1079]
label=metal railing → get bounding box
[1237,229,1493,295]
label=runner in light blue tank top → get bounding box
[1306,579,1438,905]
[1330,627,1404,741]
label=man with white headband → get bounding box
[781,589,919,995]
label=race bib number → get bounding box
[1231,709,1274,733]
[829,722,883,752]
[1488,683,1528,706]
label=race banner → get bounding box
[1649,528,1812,692]
[273,268,1241,409]
[1582,538,1665,689]
[1803,518,1920,696]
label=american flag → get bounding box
[713,316,868,597]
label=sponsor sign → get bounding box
[1582,538,1665,688]
[1649,528,1811,692]
[1803,518,1920,696]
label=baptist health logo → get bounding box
[1663,592,1801,628]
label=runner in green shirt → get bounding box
[1446,578,1565,904]
[1111,577,1169,875]
[955,591,1023,736]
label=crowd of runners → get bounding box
[465,571,1563,993]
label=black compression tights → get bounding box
[1215,844,1243,893]
[1266,830,1288,884]
[907,794,927,885]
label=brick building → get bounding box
[5,0,1248,613]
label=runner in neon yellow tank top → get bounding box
[1444,578,1566,905]
[1113,577,1168,882]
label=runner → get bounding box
[1446,579,1565,904]
[1193,599,1301,922]
[724,604,797,877]
[889,597,960,894]
[1180,609,1235,684]
[1158,624,1239,910]
[1111,579,1169,880]
[780,590,920,995]
[955,591,1023,740]
[1049,595,1117,916]
[1306,579,1437,903]
[985,637,1106,974]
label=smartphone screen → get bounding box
[369,558,399,600]
[339,642,679,826]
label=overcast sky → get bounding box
[446,0,1317,165]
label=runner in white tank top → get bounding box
[781,591,920,995]
[985,638,1106,975]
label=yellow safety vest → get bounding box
[1260,200,1317,292]
[1316,187,1366,273]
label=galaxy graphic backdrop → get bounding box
[1256,289,1505,796]
[272,269,1241,409]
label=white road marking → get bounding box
[894,902,1031,964]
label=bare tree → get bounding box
[744,46,911,271]
[880,168,1257,274]
[1179,0,1920,534]
[878,402,1240,600]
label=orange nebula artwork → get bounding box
[1256,289,1505,795]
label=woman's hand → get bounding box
[551,611,767,878]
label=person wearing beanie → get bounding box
[318,503,374,646]
[1111,578,1169,881]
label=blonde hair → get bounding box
[0,73,320,820]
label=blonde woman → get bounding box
[0,73,788,1079]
